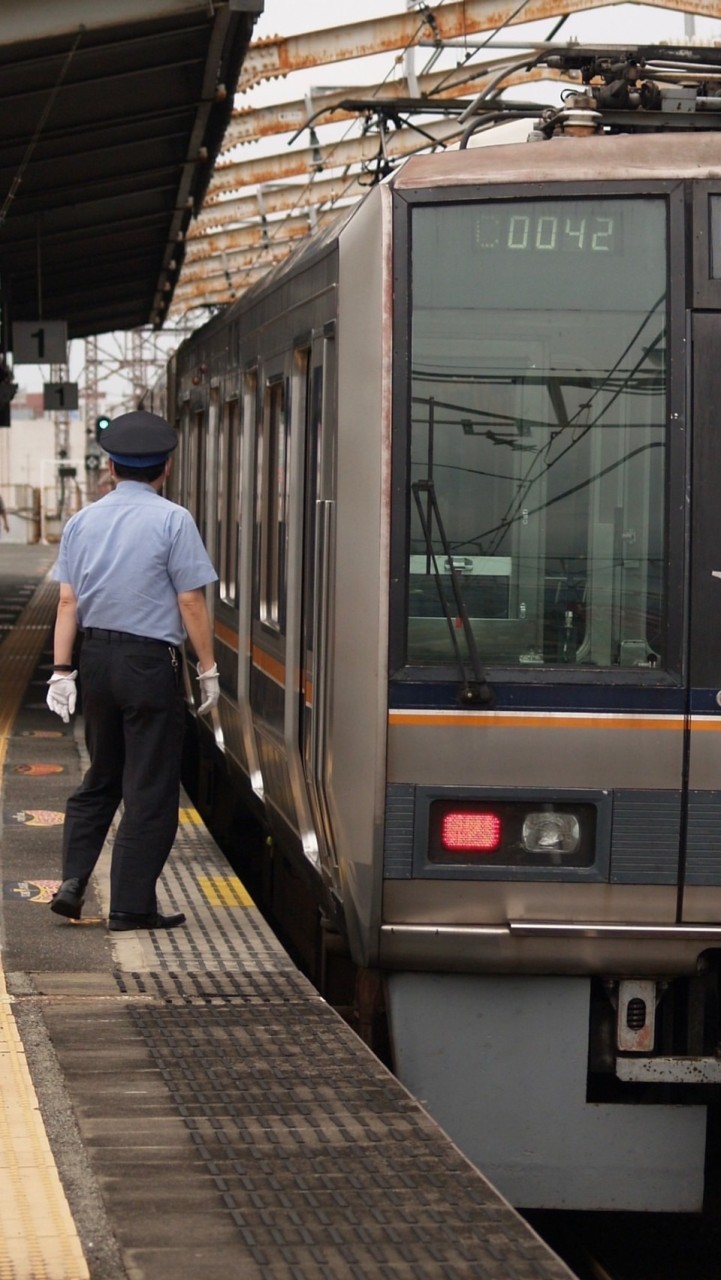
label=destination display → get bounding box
[412,197,665,314]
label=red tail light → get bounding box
[441,810,501,853]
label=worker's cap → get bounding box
[100,410,178,467]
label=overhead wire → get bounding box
[209,3,459,301]
[427,0,537,100]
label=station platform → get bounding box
[0,544,577,1280]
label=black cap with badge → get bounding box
[99,410,178,467]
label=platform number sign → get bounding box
[12,320,68,364]
[43,382,78,412]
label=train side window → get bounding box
[243,368,257,612]
[259,376,288,632]
[172,405,186,507]
[303,359,322,645]
[218,397,239,607]
[187,409,206,534]
[216,403,225,576]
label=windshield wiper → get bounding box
[411,479,494,707]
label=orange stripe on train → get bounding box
[387,711,721,731]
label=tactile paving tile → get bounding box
[95,782,297,976]
[114,968,317,1002]
[117,995,571,1279]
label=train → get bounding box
[156,45,721,1214]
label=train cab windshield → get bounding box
[405,194,667,671]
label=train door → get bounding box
[248,362,288,796]
[299,326,341,896]
[274,343,325,873]
[247,350,323,872]
[682,305,721,920]
[204,384,220,637]
[667,187,721,924]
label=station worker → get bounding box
[46,410,220,931]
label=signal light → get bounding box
[441,810,501,853]
[95,414,111,443]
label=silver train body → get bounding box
[165,131,721,1213]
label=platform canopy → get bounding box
[0,0,262,341]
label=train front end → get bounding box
[379,127,721,1211]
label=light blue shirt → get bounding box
[54,481,218,644]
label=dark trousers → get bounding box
[62,634,185,915]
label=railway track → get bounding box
[527,1210,721,1280]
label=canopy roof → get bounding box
[0,0,261,341]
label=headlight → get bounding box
[522,811,580,855]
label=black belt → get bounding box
[83,627,175,648]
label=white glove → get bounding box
[196,662,220,715]
[46,671,78,723]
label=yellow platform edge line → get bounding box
[178,807,203,825]
[197,874,255,908]
[0,970,89,1280]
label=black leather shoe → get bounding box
[50,878,86,920]
[108,911,186,931]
